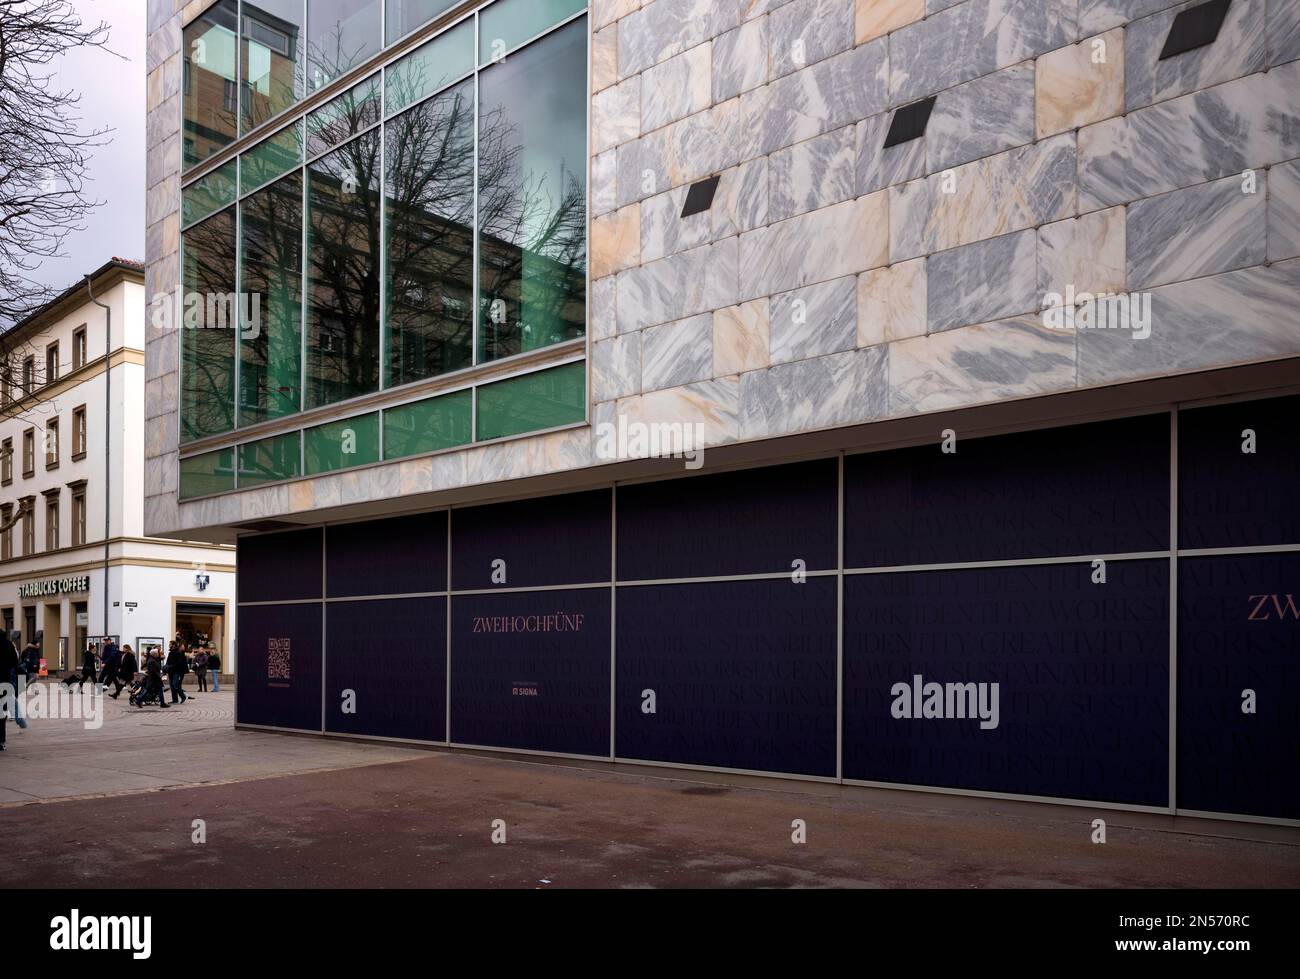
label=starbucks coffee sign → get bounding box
[19,576,90,598]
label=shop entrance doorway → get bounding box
[175,601,226,659]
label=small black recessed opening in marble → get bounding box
[883,96,937,149]
[681,175,720,218]
[1159,0,1231,60]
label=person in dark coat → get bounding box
[97,640,120,689]
[63,646,97,686]
[0,631,19,750]
[110,645,137,699]
[142,653,167,709]
[21,643,39,679]
[165,642,189,705]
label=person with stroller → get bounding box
[193,647,209,692]
[136,652,167,709]
[109,645,137,700]
[165,640,189,705]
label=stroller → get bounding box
[128,672,165,708]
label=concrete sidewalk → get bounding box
[0,681,425,806]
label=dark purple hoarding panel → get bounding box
[237,528,322,603]
[451,490,611,590]
[325,598,446,742]
[236,601,323,732]
[450,587,610,757]
[326,512,447,598]
[844,414,1170,568]
[617,459,838,580]
[843,561,1169,806]
[616,578,837,776]
[1178,554,1300,820]
[1178,394,1300,550]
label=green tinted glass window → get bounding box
[308,0,382,91]
[306,73,381,158]
[383,389,472,459]
[477,19,587,363]
[476,362,584,441]
[240,171,304,427]
[238,431,302,486]
[304,412,380,473]
[385,17,472,116]
[180,449,236,500]
[182,160,237,227]
[241,121,303,194]
[183,0,239,171]
[306,129,382,409]
[386,0,460,44]
[478,0,586,64]
[385,78,474,387]
[181,208,238,442]
[241,0,306,132]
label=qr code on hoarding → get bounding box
[268,638,291,681]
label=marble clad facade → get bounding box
[145,0,1300,541]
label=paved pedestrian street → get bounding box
[1,680,1297,889]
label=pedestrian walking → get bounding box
[142,652,167,709]
[193,648,209,692]
[110,645,137,699]
[0,630,18,751]
[63,645,97,687]
[207,650,221,692]
[97,639,120,689]
[165,641,189,705]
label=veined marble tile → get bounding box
[739,192,889,300]
[1035,28,1125,138]
[339,465,400,506]
[1078,60,1300,210]
[1268,158,1300,262]
[642,42,713,132]
[769,0,855,80]
[590,204,641,280]
[1125,0,1266,113]
[643,97,745,190]
[617,238,740,332]
[740,346,888,439]
[858,257,927,346]
[856,109,927,195]
[1126,172,1267,289]
[768,126,857,222]
[594,0,640,32]
[398,457,434,495]
[592,149,618,216]
[926,0,965,10]
[617,131,669,209]
[927,62,1035,173]
[593,75,641,153]
[593,22,620,94]
[751,39,889,157]
[889,133,1076,261]
[1077,259,1300,384]
[711,157,769,240]
[593,332,643,401]
[889,0,1073,104]
[1037,206,1127,297]
[856,0,925,43]
[1079,0,1176,34]
[642,313,713,391]
[713,300,771,375]
[592,274,618,342]
[928,230,1038,332]
[714,17,768,103]
[241,484,292,520]
[617,376,741,448]
[769,275,858,364]
[1271,0,1300,66]
[889,316,1077,416]
[429,449,469,492]
[146,452,178,495]
[641,184,711,262]
[619,0,738,77]
[744,0,799,20]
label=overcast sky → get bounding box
[29,0,145,294]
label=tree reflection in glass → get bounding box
[181,208,238,441]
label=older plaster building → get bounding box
[0,260,236,672]
[144,0,1298,823]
